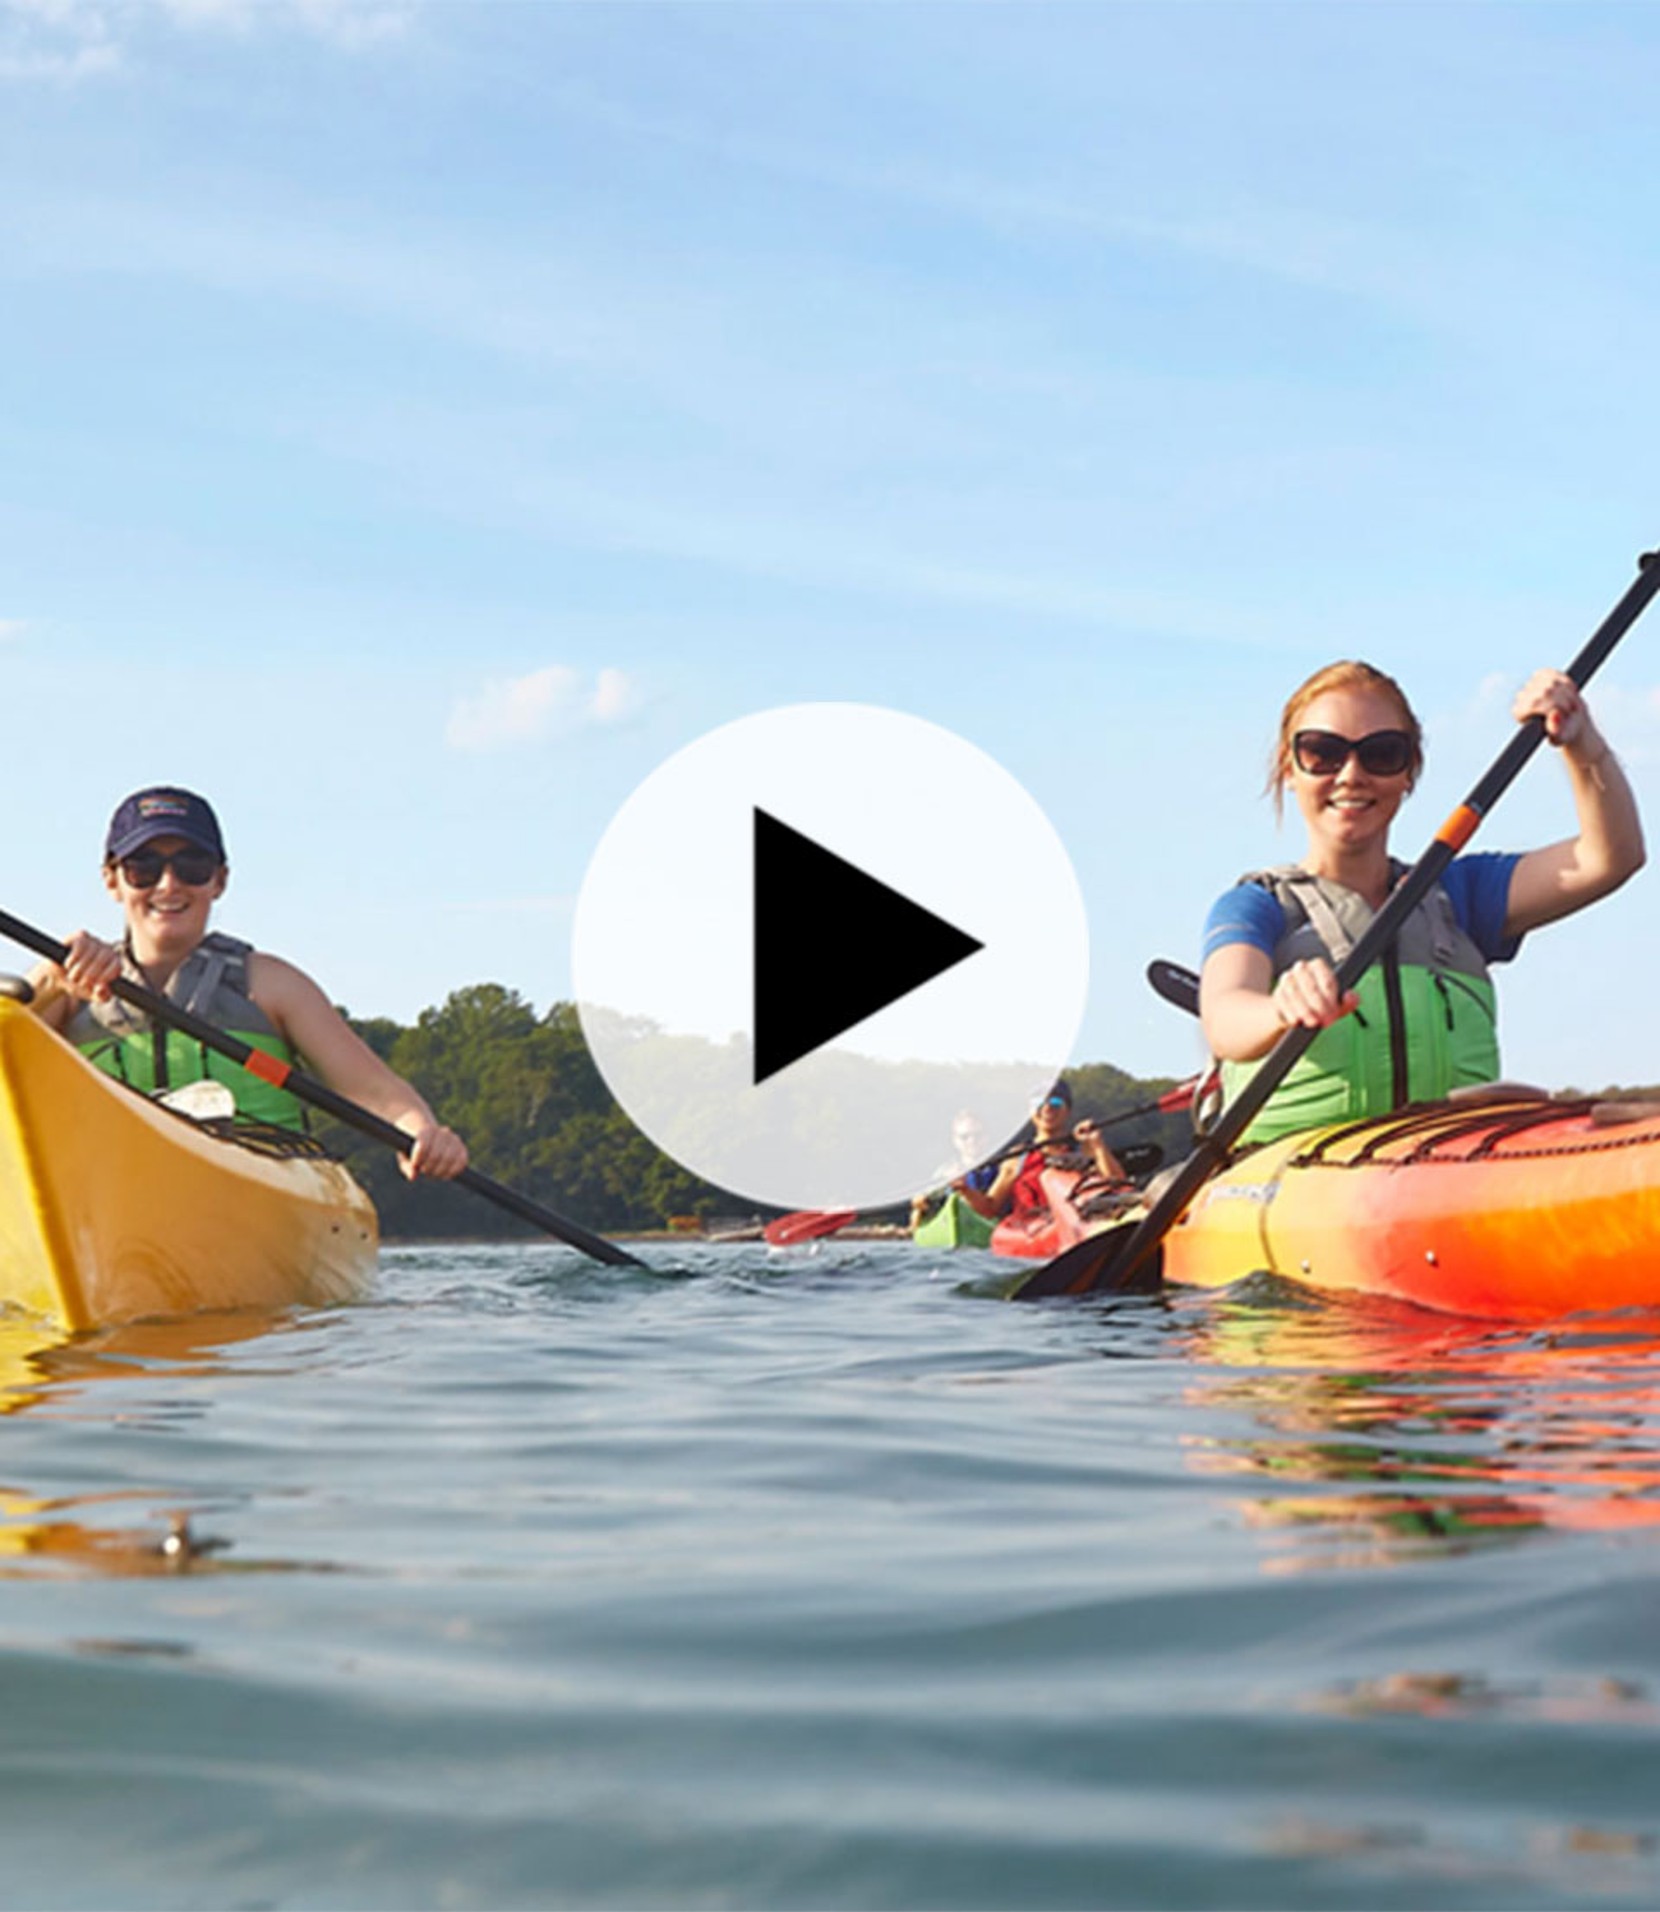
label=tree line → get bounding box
[323,984,1197,1238]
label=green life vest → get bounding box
[1218,864,1501,1146]
[66,932,308,1133]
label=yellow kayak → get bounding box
[0,999,377,1330]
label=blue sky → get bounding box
[3,0,1658,1088]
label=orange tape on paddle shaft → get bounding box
[1435,803,1483,854]
[240,1047,293,1087]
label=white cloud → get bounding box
[0,0,409,80]
[0,620,26,643]
[445,666,644,752]
[1570,681,1660,769]
[588,666,642,725]
[1426,671,1660,774]
[0,0,118,79]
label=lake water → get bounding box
[1,1238,1658,1909]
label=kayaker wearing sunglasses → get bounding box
[22,787,468,1181]
[958,1079,1128,1221]
[1200,662,1645,1146]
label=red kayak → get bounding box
[990,1167,1140,1260]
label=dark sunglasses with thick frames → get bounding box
[116,846,223,889]
[1291,728,1415,779]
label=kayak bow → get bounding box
[0,999,376,1329]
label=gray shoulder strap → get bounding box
[1238,866,1356,964]
[174,933,251,1019]
[1280,873,1356,964]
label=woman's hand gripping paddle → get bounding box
[0,910,645,1269]
[1014,547,1660,1302]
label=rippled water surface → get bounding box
[2,1239,1659,1908]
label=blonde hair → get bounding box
[1267,660,1423,818]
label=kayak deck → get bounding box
[0,999,377,1330]
[1165,1092,1660,1321]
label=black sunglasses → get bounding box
[1291,728,1415,779]
[118,846,222,888]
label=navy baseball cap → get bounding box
[105,788,227,864]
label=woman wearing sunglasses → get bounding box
[23,786,468,1180]
[1199,661,1644,1146]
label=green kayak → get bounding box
[913,1189,995,1250]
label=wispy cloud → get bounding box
[157,0,412,48]
[1564,681,1660,770]
[0,0,409,81]
[1426,669,1660,772]
[0,619,26,643]
[445,665,644,752]
[0,0,117,80]
[526,59,1657,380]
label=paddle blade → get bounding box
[1146,959,1200,1018]
[763,1209,858,1247]
[1009,1220,1162,1300]
[1112,1140,1164,1179]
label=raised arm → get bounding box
[1502,670,1646,938]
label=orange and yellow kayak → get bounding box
[0,999,377,1330]
[1164,1091,1660,1321]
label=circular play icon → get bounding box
[572,704,1090,1213]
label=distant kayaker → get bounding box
[908,1108,999,1231]
[959,1079,1129,1221]
[23,787,469,1180]
[1200,663,1645,1145]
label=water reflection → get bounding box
[1264,1809,1656,1902]
[0,1306,311,1579]
[1177,1281,1660,1569]
[1307,1670,1659,1725]
[0,1492,227,1578]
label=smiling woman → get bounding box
[23,786,469,1181]
[1199,660,1646,1146]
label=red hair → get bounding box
[1267,660,1423,817]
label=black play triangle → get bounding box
[752,807,984,1085]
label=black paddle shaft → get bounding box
[1031,546,1660,1300]
[0,909,643,1269]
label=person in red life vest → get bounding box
[959,1079,1128,1223]
[24,786,468,1180]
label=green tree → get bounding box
[322,986,1198,1238]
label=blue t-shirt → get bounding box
[1202,852,1524,967]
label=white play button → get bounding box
[572,703,1089,1213]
